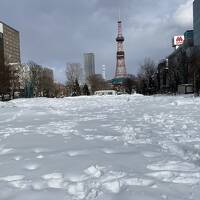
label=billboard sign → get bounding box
[0,23,3,33]
[172,35,185,47]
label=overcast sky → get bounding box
[0,0,193,82]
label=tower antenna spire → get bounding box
[118,8,121,21]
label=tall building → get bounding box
[0,26,4,69]
[193,0,200,46]
[102,65,106,80]
[184,30,194,47]
[84,53,95,80]
[0,21,20,64]
[0,21,21,97]
[115,19,127,78]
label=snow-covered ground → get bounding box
[0,95,200,200]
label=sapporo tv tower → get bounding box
[112,11,128,91]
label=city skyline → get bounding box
[0,0,193,83]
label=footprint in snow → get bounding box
[0,148,14,155]
[67,150,89,157]
[24,164,39,171]
[101,148,116,154]
[14,156,22,161]
[33,148,47,153]
[36,154,44,159]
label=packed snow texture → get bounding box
[0,95,200,199]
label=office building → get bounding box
[194,0,200,46]
[0,21,20,64]
[0,21,21,97]
[184,30,194,47]
[84,53,95,80]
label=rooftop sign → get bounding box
[172,35,185,47]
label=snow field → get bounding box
[0,95,200,199]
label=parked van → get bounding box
[94,90,117,96]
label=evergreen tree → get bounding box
[82,84,90,95]
[73,79,81,96]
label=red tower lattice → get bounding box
[115,20,127,78]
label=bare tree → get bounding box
[87,74,109,94]
[42,67,54,97]
[0,57,21,99]
[28,61,43,97]
[0,61,10,100]
[138,58,157,94]
[8,63,21,99]
[54,82,67,97]
[19,64,31,94]
[125,75,137,94]
[66,63,82,95]
[28,61,55,97]
[66,63,81,84]
[135,74,147,94]
[139,58,157,79]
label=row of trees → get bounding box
[136,58,157,95]
[2,54,199,100]
[28,61,55,97]
[0,60,21,100]
[65,59,158,96]
[65,63,110,96]
[0,61,59,100]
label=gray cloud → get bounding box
[0,0,193,82]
